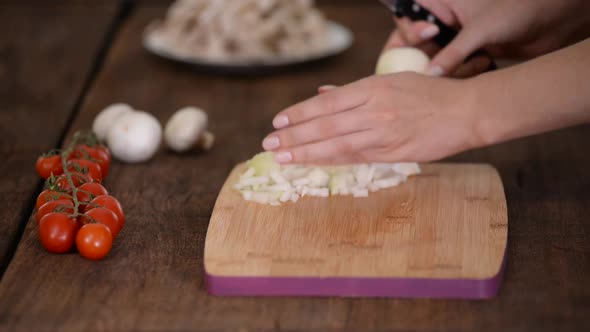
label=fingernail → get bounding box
[420,25,439,40]
[428,65,444,77]
[318,85,336,94]
[262,136,280,150]
[273,115,289,129]
[274,151,292,163]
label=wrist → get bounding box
[464,73,517,148]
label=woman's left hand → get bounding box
[262,73,484,165]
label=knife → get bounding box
[378,0,496,70]
[378,0,457,48]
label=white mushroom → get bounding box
[106,111,163,163]
[92,103,134,141]
[164,107,215,152]
[375,47,430,75]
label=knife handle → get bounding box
[391,0,456,48]
[392,0,497,71]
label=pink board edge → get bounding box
[204,247,508,299]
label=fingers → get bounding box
[272,79,371,129]
[451,55,492,78]
[273,130,378,164]
[427,28,483,76]
[382,30,406,51]
[263,108,373,151]
[394,17,440,46]
[416,0,458,26]
[318,85,337,94]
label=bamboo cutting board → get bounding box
[204,163,508,299]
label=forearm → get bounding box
[470,37,590,146]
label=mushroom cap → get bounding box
[92,103,134,141]
[106,111,163,163]
[164,107,208,152]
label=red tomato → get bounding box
[76,223,113,260]
[82,207,121,238]
[36,190,71,211]
[35,155,64,179]
[76,183,108,209]
[36,199,75,224]
[86,195,125,228]
[96,145,111,160]
[38,212,78,254]
[66,159,102,183]
[55,172,92,192]
[70,145,111,178]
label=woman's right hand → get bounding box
[384,0,590,77]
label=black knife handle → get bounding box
[391,0,496,71]
[392,0,456,48]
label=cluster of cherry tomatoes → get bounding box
[34,131,125,260]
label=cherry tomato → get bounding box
[36,190,71,211]
[76,183,108,209]
[38,212,78,254]
[66,159,102,183]
[36,199,75,224]
[96,145,111,160]
[70,145,111,178]
[76,223,113,260]
[55,172,92,192]
[35,155,64,179]
[82,207,121,238]
[86,195,125,228]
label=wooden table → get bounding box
[0,1,589,331]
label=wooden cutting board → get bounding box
[204,163,508,299]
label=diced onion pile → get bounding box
[234,152,420,205]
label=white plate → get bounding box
[143,21,353,73]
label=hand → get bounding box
[262,73,482,164]
[384,0,590,77]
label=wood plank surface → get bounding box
[205,164,507,281]
[0,1,589,331]
[0,1,119,268]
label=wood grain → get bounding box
[0,1,118,267]
[205,163,507,285]
[0,1,588,331]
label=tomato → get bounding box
[66,159,102,183]
[36,190,71,211]
[76,183,108,208]
[76,223,112,260]
[36,199,75,224]
[38,212,78,254]
[70,145,111,178]
[82,207,121,238]
[55,172,92,192]
[86,195,125,228]
[35,155,63,179]
[96,145,111,160]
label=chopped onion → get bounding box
[392,163,421,176]
[239,176,269,187]
[292,177,310,187]
[234,152,420,205]
[270,171,288,184]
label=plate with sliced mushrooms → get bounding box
[143,0,353,73]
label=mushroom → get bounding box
[92,103,134,141]
[106,111,163,163]
[164,107,215,153]
[375,47,430,75]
